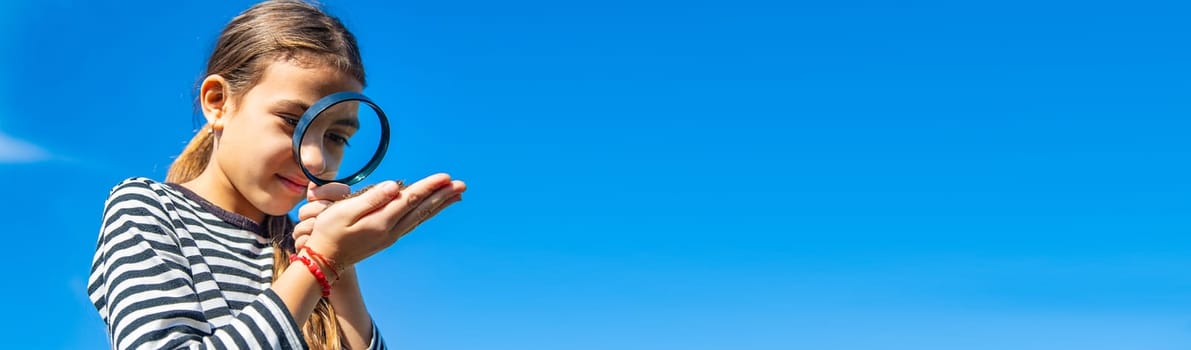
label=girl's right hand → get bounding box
[302,173,465,266]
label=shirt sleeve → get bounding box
[366,319,387,350]
[87,179,307,350]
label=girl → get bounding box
[86,1,466,349]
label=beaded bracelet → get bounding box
[290,253,331,297]
[302,246,343,281]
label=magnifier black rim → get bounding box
[292,91,391,186]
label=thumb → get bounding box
[308,181,352,202]
[327,180,402,224]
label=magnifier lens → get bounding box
[295,93,388,186]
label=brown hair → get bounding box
[166,1,365,349]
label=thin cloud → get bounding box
[0,131,49,163]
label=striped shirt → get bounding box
[88,177,386,349]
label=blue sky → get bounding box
[2,0,1191,348]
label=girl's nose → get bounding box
[299,140,327,176]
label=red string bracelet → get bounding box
[302,246,343,281]
[290,253,331,297]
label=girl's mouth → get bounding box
[278,174,307,194]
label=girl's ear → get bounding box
[199,75,231,132]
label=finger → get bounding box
[298,200,334,221]
[307,181,352,202]
[293,218,314,239]
[292,218,315,250]
[351,175,456,231]
[399,173,453,202]
[294,235,309,251]
[388,181,465,236]
[326,179,405,225]
[392,192,462,238]
[427,192,463,221]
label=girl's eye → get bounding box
[325,133,351,147]
[280,115,299,126]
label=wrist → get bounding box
[300,246,344,282]
[290,252,333,297]
[303,236,351,267]
[333,265,358,287]
[274,260,326,320]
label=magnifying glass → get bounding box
[292,91,390,186]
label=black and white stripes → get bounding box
[88,177,385,349]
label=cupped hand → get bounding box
[298,173,466,266]
[291,181,352,252]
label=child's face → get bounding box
[214,59,363,217]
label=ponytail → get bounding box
[165,126,215,184]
